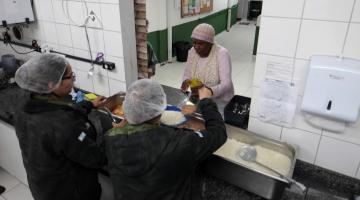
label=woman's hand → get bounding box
[198,86,213,100]
[181,79,190,92]
[91,96,107,108]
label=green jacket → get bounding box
[105,98,227,200]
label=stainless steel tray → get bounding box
[203,125,298,200]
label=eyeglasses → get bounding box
[62,72,76,81]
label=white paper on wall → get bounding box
[265,61,293,82]
[258,79,298,128]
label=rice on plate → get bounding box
[160,110,187,126]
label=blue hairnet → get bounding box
[123,79,167,125]
[15,54,68,94]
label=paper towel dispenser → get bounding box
[301,55,360,123]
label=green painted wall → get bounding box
[172,8,229,44]
[231,5,238,26]
[148,4,238,63]
[148,29,168,63]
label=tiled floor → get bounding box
[153,21,257,98]
[0,167,114,200]
[0,168,33,200]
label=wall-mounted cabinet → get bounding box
[0,0,35,26]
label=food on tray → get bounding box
[102,93,125,111]
[160,110,186,126]
[214,138,292,177]
[112,104,124,116]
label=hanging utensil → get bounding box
[237,144,307,193]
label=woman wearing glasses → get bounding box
[13,54,108,200]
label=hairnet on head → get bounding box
[15,54,69,94]
[191,23,215,44]
[123,79,167,125]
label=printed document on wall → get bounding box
[258,79,298,127]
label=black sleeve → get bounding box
[186,98,227,163]
[74,100,94,114]
[61,120,107,169]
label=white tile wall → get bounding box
[248,117,282,140]
[303,0,354,21]
[323,118,360,145]
[76,70,95,93]
[47,43,59,52]
[1,0,125,101]
[93,63,109,77]
[343,23,360,59]
[106,55,126,81]
[292,59,310,96]
[71,26,88,50]
[250,0,360,179]
[281,128,321,163]
[87,28,105,53]
[103,31,123,57]
[58,46,74,55]
[100,4,122,32]
[261,0,304,18]
[67,1,87,26]
[99,0,119,4]
[55,24,72,47]
[52,0,69,24]
[352,0,360,22]
[249,87,259,117]
[42,21,59,44]
[37,0,54,21]
[257,17,301,57]
[93,74,110,96]
[296,20,348,59]
[86,2,102,29]
[71,49,91,67]
[315,136,360,177]
[109,78,127,95]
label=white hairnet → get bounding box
[123,79,167,125]
[15,54,69,94]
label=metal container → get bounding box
[203,125,298,200]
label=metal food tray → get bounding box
[203,125,298,200]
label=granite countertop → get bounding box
[1,84,360,200]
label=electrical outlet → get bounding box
[103,62,115,70]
